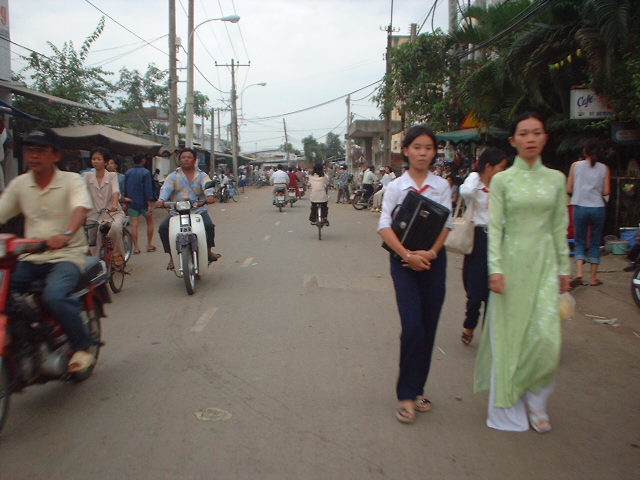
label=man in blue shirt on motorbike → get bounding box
[155,148,219,270]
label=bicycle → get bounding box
[85,209,127,294]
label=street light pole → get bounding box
[168,0,178,153]
[184,8,240,147]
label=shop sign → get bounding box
[611,124,640,145]
[570,88,613,119]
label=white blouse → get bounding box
[459,172,490,226]
[378,171,452,231]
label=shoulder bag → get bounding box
[445,196,475,255]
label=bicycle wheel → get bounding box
[632,268,640,308]
[109,261,125,293]
[181,246,197,295]
[123,229,133,263]
[317,224,322,240]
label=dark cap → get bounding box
[23,127,60,150]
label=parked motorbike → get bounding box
[164,199,211,295]
[288,187,298,207]
[274,186,287,212]
[0,234,110,434]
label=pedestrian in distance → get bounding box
[377,125,452,424]
[362,165,377,200]
[124,152,157,254]
[84,147,127,265]
[336,165,350,204]
[567,138,610,287]
[308,163,330,226]
[474,112,571,433]
[372,166,396,212]
[459,147,508,346]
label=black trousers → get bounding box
[462,227,489,330]
[363,183,374,199]
[159,211,215,254]
[309,202,328,222]
[390,252,446,401]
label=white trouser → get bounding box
[372,187,385,208]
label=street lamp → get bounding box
[239,82,267,120]
[185,13,240,148]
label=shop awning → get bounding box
[0,100,42,121]
[52,125,161,155]
[436,127,508,144]
[0,79,110,115]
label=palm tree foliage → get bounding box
[378,0,640,136]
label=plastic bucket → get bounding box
[620,228,638,248]
[609,240,629,255]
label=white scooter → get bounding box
[164,200,210,295]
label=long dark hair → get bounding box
[401,125,437,163]
[90,147,112,162]
[312,163,324,176]
[477,147,508,173]
[509,111,546,137]
[583,138,602,167]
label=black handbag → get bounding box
[382,189,450,257]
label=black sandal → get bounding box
[461,330,473,345]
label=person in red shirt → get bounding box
[288,167,299,196]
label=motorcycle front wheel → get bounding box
[352,193,366,210]
[71,303,102,383]
[0,359,9,434]
[181,247,197,295]
[632,268,640,308]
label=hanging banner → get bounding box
[570,88,614,119]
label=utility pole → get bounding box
[214,108,216,172]
[381,0,398,167]
[283,118,289,163]
[185,0,195,147]
[345,94,351,172]
[217,108,221,141]
[168,0,178,154]
[216,59,249,176]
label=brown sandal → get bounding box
[461,330,474,345]
[415,396,432,412]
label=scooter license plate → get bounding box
[276,196,286,202]
[289,193,296,198]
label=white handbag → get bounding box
[445,197,475,255]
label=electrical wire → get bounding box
[82,0,168,56]
[190,0,227,90]
[89,35,168,67]
[230,0,251,63]
[216,0,238,59]
[247,79,383,121]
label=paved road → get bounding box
[0,186,638,479]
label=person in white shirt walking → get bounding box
[372,166,396,212]
[567,139,610,287]
[459,147,508,345]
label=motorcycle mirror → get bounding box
[204,181,216,189]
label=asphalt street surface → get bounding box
[0,186,638,479]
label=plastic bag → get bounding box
[559,292,576,322]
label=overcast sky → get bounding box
[9,0,449,152]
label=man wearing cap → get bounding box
[0,127,96,372]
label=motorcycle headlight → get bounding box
[176,201,191,211]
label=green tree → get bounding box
[280,142,301,156]
[13,17,113,128]
[301,135,321,163]
[324,132,344,160]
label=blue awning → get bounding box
[0,100,42,121]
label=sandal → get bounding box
[208,252,221,263]
[528,411,552,433]
[415,396,432,412]
[461,330,474,345]
[146,245,157,252]
[133,249,141,255]
[68,350,95,373]
[166,259,174,270]
[395,405,415,424]
[569,277,583,288]
[590,280,603,286]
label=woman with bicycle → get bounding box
[84,147,126,265]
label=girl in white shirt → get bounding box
[459,147,508,346]
[377,125,452,424]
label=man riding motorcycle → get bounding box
[0,128,96,373]
[156,148,220,270]
[270,164,290,202]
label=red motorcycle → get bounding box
[0,233,111,434]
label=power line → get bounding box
[82,0,168,56]
[247,79,383,121]
[216,0,238,58]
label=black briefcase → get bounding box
[382,189,450,257]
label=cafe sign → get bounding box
[570,88,614,120]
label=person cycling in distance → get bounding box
[156,148,220,270]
